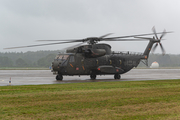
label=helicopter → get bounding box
[4,27,172,80]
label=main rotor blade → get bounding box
[63,42,85,50]
[134,37,153,40]
[152,26,159,39]
[36,39,83,42]
[36,31,173,42]
[4,41,80,49]
[152,43,158,53]
[103,31,173,40]
[99,33,113,38]
[36,33,114,42]
[103,38,149,41]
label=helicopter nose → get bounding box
[52,60,61,71]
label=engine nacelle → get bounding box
[66,47,106,58]
[84,49,106,58]
[66,48,77,53]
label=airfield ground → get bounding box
[1,80,180,119]
[1,69,180,86]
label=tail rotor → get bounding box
[152,26,166,55]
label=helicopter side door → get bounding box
[110,55,123,67]
[66,54,87,75]
[65,55,76,75]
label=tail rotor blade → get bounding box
[160,29,167,40]
[159,43,165,55]
[152,43,158,53]
[152,26,159,39]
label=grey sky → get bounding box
[0,0,179,54]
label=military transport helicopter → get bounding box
[5,27,172,80]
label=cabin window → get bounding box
[119,60,122,65]
[109,60,112,64]
[69,56,75,62]
[96,59,98,64]
[81,59,84,64]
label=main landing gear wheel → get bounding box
[90,74,96,80]
[56,74,63,81]
[114,74,121,79]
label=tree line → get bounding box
[0,51,180,68]
[0,50,63,68]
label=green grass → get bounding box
[1,80,180,120]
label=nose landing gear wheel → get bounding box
[114,74,121,79]
[90,74,96,80]
[56,74,63,81]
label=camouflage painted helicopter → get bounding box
[5,27,172,80]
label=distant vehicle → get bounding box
[5,27,172,80]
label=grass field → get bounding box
[1,80,180,120]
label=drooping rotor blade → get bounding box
[152,26,159,39]
[152,43,158,53]
[36,31,173,43]
[36,39,84,42]
[103,31,173,40]
[62,42,85,50]
[160,29,166,40]
[103,38,149,41]
[4,27,173,50]
[4,41,80,49]
[159,43,166,55]
[36,33,114,42]
[134,37,153,40]
[99,33,113,38]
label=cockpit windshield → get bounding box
[55,54,69,60]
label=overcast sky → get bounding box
[0,0,179,54]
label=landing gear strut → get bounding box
[114,73,121,79]
[56,74,63,81]
[90,74,96,80]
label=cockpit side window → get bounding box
[55,55,69,60]
[69,56,75,62]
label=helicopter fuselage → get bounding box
[52,38,156,80]
[52,43,147,81]
[52,53,144,75]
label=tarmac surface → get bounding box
[0,69,180,86]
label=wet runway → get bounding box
[0,69,180,86]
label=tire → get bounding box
[114,75,117,79]
[56,74,63,81]
[90,74,96,80]
[114,74,121,79]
